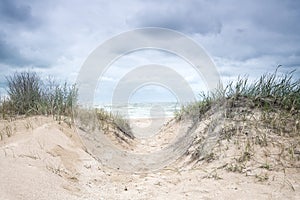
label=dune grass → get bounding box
[0,71,78,121]
[75,108,134,139]
[176,68,300,120]
[182,68,300,176]
[0,71,133,139]
[1,69,298,141]
[96,108,132,136]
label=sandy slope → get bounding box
[0,116,299,199]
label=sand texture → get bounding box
[0,115,299,199]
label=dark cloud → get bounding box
[247,0,300,35]
[0,0,36,26]
[0,30,51,69]
[128,0,222,35]
[178,0,300,69]
[0,0,299,98]
[128,0,300,61]
[0,0,43,68]
[0,32,29,66]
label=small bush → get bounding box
[2,71,78,119]
[6,71,42,115]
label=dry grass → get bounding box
[0,71,133,140]
[75,108,134,140]
[1,71,78,121]
[177,68,300,120]
[180,68,300,179]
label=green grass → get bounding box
[176,68,300,120]
[0,71,78,120]
[0,71,134,139]
[184,68,300,174]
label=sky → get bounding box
[0,0,299,103]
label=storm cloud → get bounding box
[128,0,223,35]
[0,0,34,24]
[0,0,299,101]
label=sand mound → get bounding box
[1,99,300,199]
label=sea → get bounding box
[95,102,181,119]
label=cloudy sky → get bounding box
[0,0,299,103]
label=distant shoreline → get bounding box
[94,102,181,119]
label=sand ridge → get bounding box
[0,116,299,199]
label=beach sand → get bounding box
[0,116,299,199]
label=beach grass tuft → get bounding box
[0,71,78,121]
[176,68,300,120]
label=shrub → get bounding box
[6,71,42,115]
[3,71,78,118]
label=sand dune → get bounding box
[0,113,299,199]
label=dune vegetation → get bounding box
[0,71,77,120]
[0,71,133,140]
[0,69,299,199]
[176,68,300,120]
[1,69,299,142]
[172,68,300,182]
